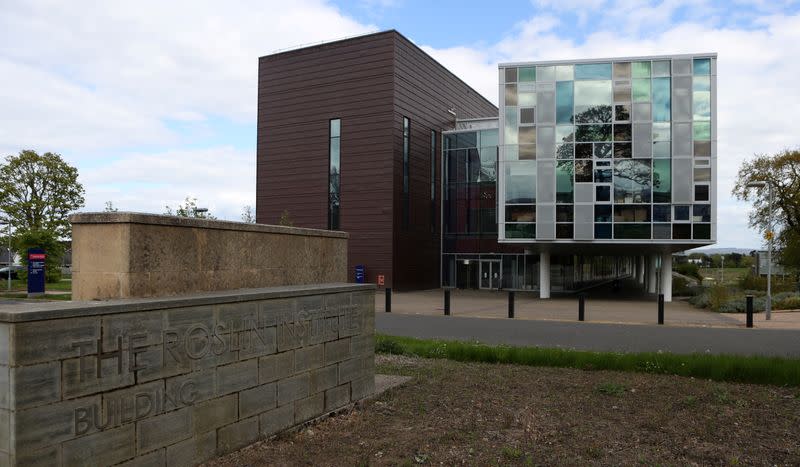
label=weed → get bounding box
[501,446,523,459]
[596,382,626,397]
[713,387,732,404]
[684,395,697,406]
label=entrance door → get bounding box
[480,261,501,290]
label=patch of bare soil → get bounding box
[207,354,800,466]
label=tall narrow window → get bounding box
[402,117,410,228]
[430,129,437,232]
[328,118,341,230]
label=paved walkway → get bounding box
[375,287,800,329]
[376,313,800,357]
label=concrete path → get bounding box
[376,313,800,357]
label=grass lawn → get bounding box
[699,267,749,284]
[209,354,800,466]
[1,278,72,292]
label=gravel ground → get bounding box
[206,354,800,466]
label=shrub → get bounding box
[675,263,702,281]
[708,284,729,312]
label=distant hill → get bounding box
[682,247,755,255]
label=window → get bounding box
[431,130,437,232]
[403,117,410,228]
[328,119,341,230]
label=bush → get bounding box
[675,263,702,281]
[708,284,729,312]
[738,273,798,293]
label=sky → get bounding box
[2,0,799,249]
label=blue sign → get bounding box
[27,248,46,295]
[354,264,365,284]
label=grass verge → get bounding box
[0,293,72,301]
[376,334,800,387]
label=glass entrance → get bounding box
[479,260,501,290]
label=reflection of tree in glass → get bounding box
[576,124,612,142]
[613,160,651,203]
[557,144,574,159]
[574,105,612,124]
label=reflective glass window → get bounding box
[595,224,612,239]
[519,67,536,82]
[520,107,536,124]
[506,205,535,222]
[632,79,651,102]
[519,92,536,106]
[694,141,711,157]
[653,205,671,222]
[536,66,555,81]
[694,167,711,181]
[505,67,517,83]
[652,60,671,77]
[614,205,651,222]
[652,77,671,121]
[575,160,593,182]
[595,205,612,222]
[693,204,711,222]
[596,185,611,202]
[556,161,574,203]
[505,84,518,106]
[613,159,651,203]
[674,205,690,221]
[555,65,574,81]
[693,58,711,75]
[576,124,612,142]
[615,104,630,121]
[506,224,535,238]
[653,141,671,158]
[632,61,651,78]
[329,118,341,230]
[614,224,650,239]
[480,129,499,148]
[693,224,711,239]
[614,143,632,158]
[594,142,612,158]
[556,125,574,143]
[575,143,593,158]
[694,184,709,201]
[505,161,536,203]
[594,165,612,182]
[614,124,632,141]
[556,81,574,124]
[673,224,691,239]
[652,159,671,203]
[504,106,518,144]
[693,76,710,92]
[654,224,671,239]
[519,126,536,145]
[574,81,613,120]
[575,63,612,80]
[613,62,631,79]
[519,144,536,160]
[693,122,710,140]
[556,205,574,222]
[556,143,574,159]
[693,91,711,121]
[556,224,573,239]
[614,85,631,103]
[653,122,670,141]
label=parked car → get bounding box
[0,265,23,279]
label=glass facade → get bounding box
[497,54,716,242]
[402,117,410,228]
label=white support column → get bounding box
[539,252,550,299]
[648,255,657,293]
[637,256,645,284]
[661,252,672,302]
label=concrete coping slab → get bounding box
[0,283,375,322]
[69,211,348,239]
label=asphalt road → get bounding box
[376,313,800,357]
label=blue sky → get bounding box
[2,0,799,249]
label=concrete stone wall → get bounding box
[69,213,349,301]
[0,283,375,466]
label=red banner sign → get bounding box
[28,253,46,260]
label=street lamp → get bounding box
[747,181,773,320]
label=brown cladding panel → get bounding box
[391,34,498,290]
[257,31,396,287]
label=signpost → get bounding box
[27,248,46,297]
[354,264,365,284]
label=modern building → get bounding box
[257,30,717,300]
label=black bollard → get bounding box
[746,295,753,328]
[444,289,451,316]
[658,294,664,325]
[508,291,515,318]
[578,293,585,321]
[385,288,392,313]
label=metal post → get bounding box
[746,295,753,328]
[658,294,664,325]
[444,289,450,316]
[508,291,515,319]
[578,293,585,321]
[766,185,773,320]
[385,288,391,313]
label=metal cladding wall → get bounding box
[258,30,497,290]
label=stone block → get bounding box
[135,344,192,383]
[12,318,100,366]
[325,384,350,412]
[0,324,9,365]
[324,338,351,364]
[62,424,135,467]
[217,417,259,454]
[240,382,277,419]
[0,408,8,453]
[0,365,7,409]
[277,373,309,406]
[309,365,338,394]
[116,448,165,467]
[102,311,164,350]
[136,407,193,453]
[193,394,237,434]
[12,445,60,467]
[338,356,373,385]
[165,369,216,408]
[9,362,60,409]
[259,403,294,437]
[14,395,100,453]
[238,326,276,361]
[165,430,215,467]
[294,344,323,373]
[351,375,376,401]
[294,392,324,424]
[259,351,293,384]
[256,299,293,328]
[350,334,374,357]
[62,352,135,398]
[216,359,258,395]
[102,380,165,423]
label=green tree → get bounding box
[733,148,800,272]
[0,150,85,238]
[164,197,216,219]
[104,201,119,212]
[15,230,64,283]
[241,205,255,223]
